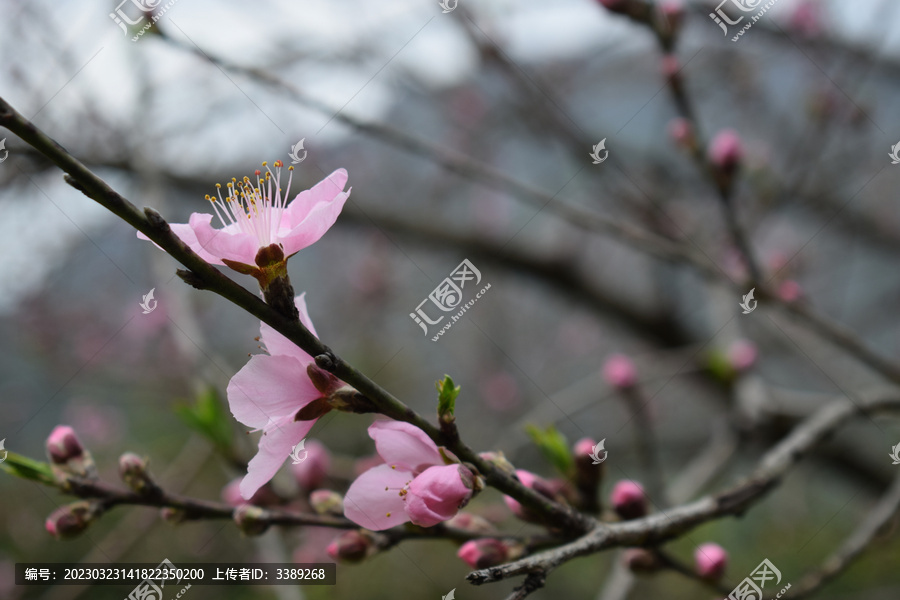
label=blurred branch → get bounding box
[468,391,900,587]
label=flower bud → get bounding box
[668,118,695,151]
[708,129,744,172]
[611,480,648,520]
[458,538,516,569]
[622,548,660,572]
[503,470,561,523]
[291,440,331,490]
[45,501,103,539]
[309,489,344,516]
[406,464,475,527]
[478,451,516,477]
[46,425,84,465]
[445,512,497,535]
[603,355,637,390]
[119,453,159,496]
[160,507,188,524]
[660,55,681,85]
[573,437,603,512]
[778,280,803,302]
[727,339,757,373]
[659,0,684,32]
[233,505,270,536]
[694,543,728,580]
[326,530,376,563]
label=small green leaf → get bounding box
[706,350,734,382]
[175,387,233,453]
[0,452,55,485]
[436,375,461,419]
[525,425,574,476]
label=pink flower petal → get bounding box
[259,293,319,361]
[283,169,349,229]
[405,465,472,527]
[369,420,443,473]
[280,190,350,257]
[227,354,321,429]
[343,463,413,530]
[240,414,316,499]
[189,212,260,265]
[137,220,224,265]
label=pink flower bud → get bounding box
[445,512,497,535]
[458,538,510,569]
[611,480,647,520]
[727,339,758,372]
[668,118,694,149]
[622,548,660,572]
[694,543,728,580]
[789,0,822,37]
[327,530,375,562]
[119,453,158,495]
[45,501,101,539]
[291,439,331,490]
[778,280,803,302]
[660,0,684,30]
[502,470,562,522]
[46,425,84,465]
[405,464,475,527]
[574,437,597,458]
[660,55,681,83]
[708,130,744,171]
[603,354,637,389]
[309,489,344,516]
[233,505,270,536]
[478,451,516,477]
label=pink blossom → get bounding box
[728,339,758,372]
[138,165,350,269]
[291,439,331,490]
[611,480,648,520]
[343,420,474,530]
[708,130,744,170]
[227,293,330,500]
[603,354,638,389]
[695,543,728,579]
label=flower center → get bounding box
[205,160,294,249]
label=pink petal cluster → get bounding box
[603,354,638,389]
[343,421,474,530]
[708,130,744,170]
[694,543,728,579]
[139,167,350,268]
[227,293,326,500]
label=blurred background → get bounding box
[2,0,900,598]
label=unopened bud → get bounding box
[160,507,188,524]
[46,425,84,465]
[478,451,516,477]
[45,501,103,539]
[458,538,521,569]
[603,355,637,390]
[445,512,496,535]
[119,453,160,496]
[503,470,561,523]
[309,489,344,516]
[611,480,648,520]
[573,437,603,512]
[660,55,681,86]
[668,118,695,151]
[306,363,343,397]
[659,0,684,33]
[622,548,661,572]
[326,530,376,563]
[694,543,728,580]
[727,339,757,373]
[233,505,270,536]
[708,129,744,172]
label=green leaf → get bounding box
[525,425,574,476]
[436,375,461,419]
[0,452,55,485]
[175,387,233,453]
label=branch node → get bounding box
[144,207,171,232]
[176,268,207,290]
